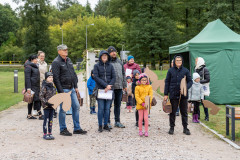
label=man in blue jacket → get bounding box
[164,55,193,135]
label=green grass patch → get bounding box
[0,66,25,72]
[0,72,25,111]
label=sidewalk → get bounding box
[0,73,239,160]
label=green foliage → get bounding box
[57,0,79,11]
[95,0,110,17]
[0,4,20,46]
[85,0,93,14]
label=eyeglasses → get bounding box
[141,79,147,82]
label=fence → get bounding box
[0,61,22,64]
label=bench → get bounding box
[226,105,240,141]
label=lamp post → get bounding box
[60,27,63,44]
[86,23,94,50]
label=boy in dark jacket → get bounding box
[87,70,97,114]
[132,70,140,126]
[39,72,57,140]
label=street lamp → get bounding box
[86,23,94,50]
[60,27,63,44]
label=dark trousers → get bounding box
[192,101,200,114]
[109,89,123,123]
[28,101,42,115]
[43,109,54,134]
[198,98,209,119]
[170,98,188,128]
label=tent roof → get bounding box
[169,19,240,54]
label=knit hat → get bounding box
[126,76,132,80]
[45,72,53,80]
[137,73,149,85]
[128,55,134,61]
[192,72,200,81]
[107,46,117,54]
[133,70,140,77]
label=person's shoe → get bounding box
[192,114,196,123]
[53,112,57,118]
[115,122,125,128]
[205,117,209,121]
[48,134,55,140]
[39,115,44,120]
[135,122,138,127]
[176,112,179,116]
[43,134,51,140]
[107,123,113,129]
[103,125,111,131]
[32,110,38,116]
[139,131,143,137]
[92,107,97,114]
[73,129,87,135]
[168,127,174,135]
[195,115,200,123]
[60,128,72,136]
[98,126,103,132]
[27,115,37,119]
[183,128,191,135]
[144,132,149,137]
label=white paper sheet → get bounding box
[97,89,113,100]
[126,69,132,76]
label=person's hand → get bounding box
[164,95,168,101]
[124,88,127,92]
[27,90,31,94]
[142,103,145,107]
[105,88,108,93]
[106,85,112,90]
[75,88,79,93]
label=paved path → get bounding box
[0,74,239,160]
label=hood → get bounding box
[99,50,111,64]
[24,60,38,68]
[172,54,184,68]
[195,57,205,70]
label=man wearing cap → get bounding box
[108,46,127,128]
[52,44,87,136]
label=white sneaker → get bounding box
[32,110,38,116]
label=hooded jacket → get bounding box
[135,84,153,110]
[164,55,193,99]
[110,57,127,89]
[87,76,96,95]
[24,60,40,101]
[39,80,56,109]
[93,50,116,89]
[195,57,210,84]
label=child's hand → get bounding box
[142,103,145,107]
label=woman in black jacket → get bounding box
[93,50,116,132]
[195,57,210,121]
[24,55,43,120]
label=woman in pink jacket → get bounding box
[124,55,141,77]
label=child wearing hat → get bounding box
[39,72,57,140]
[188,73,204,123]
[126,76,134,113]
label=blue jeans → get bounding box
[59,88,81,132]
[97,99,111,126]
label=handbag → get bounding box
[77,91,83,106]
[202,68,210,96]
[23,91,34,104]
[122,91,128,102]
[162,99,172,113]
[151,97,157,106]
[188,102,194,113]
[97,89,113,100]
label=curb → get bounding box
[155,90,240,150]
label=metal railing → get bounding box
[0,61,22,64]
[226,105,240,141]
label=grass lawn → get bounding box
[153,70,240,143]
[0,72,25,111]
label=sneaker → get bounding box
[90,110,93,114]
[205,117,209,121]
[139,131,143,137]
[27,115,37,119]
[127,110,130,113]
[48,134,55,140]
[32,110,38,116]
[43,134,51,140]
[60,128,72,136]
[92,110,97,115]
[73,129,87,135]
[168,127,174,135]
[107,123,113,129]
[144,132,148,137]
[114,122,125,128]
[183,128,191,135]
[103,125,111,131]
[98,126,103,132]
[39,115,44,120]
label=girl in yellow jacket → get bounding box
[135,73,153,137]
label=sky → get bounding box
[0,0,99,10]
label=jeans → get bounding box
[43,109,54,134]
[170,99,188,128]
[97,99,111,126]
[59,88,81,132]
[109,89,123,123]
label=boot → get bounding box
[90,107,93,114]
[195,114,200,123]
[193,114,198,123]
[92,106,97,114]
[168,127,174,135]
[98,126,103,132]
[183,128,191,135]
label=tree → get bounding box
[0,4,20,46]
[95,0,110,17]
[57,0,79,11]
[85,0,93,14]
[20,0,55,62]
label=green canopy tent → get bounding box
[169,19,240,104]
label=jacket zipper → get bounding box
[104,63,107,82]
